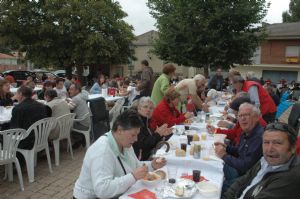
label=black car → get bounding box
[31,70,58,83]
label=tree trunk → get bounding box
[65,66,72,78]
[76,65,83,83]
[203,65,209,78]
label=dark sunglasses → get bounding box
[265,122,297,140]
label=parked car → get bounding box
[2,70,36,86]
[53,70,66,78]
[31,69,58,83]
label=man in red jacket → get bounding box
[232,75,276,123]
[207,96,267,145]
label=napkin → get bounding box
[128,189,157,199]
[181,175,208,182]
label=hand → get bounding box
[217,120,231,128]
[206,124,216,134]
[156,124,173,137]
[184,112,193,119]
[214,142,227,158]
[132,164,148,180]
[202,103,209,112]
[151,157,167,170]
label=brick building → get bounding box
[236,22,300,83]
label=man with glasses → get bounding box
[175,74,208,111]
[214,103,264,194]
[225,122,300,199]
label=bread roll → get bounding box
[192,134,200,141]
[175,149,186,157]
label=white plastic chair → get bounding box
[0,129,27,191]
[72,112,91,149]
[53,113,76,166]
[17,117,56,183]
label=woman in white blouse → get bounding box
[73,109,166,199]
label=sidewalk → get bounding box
[0,147,86,199]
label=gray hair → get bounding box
[239,102,261,116]
[232,75,245,83]
[193,74,205,81]
[246,71,256,80]
[137,96,154,108]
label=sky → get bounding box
[117,0,291,35]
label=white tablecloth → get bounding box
[10,86,42,94]
[0,107,13,124]
[88,94,123,102]
[120,130,224,199]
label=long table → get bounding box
[0,107,13,125]
[120,105,226,199]
[10,86,42,94]
[88,94,123,102]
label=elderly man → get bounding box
[225,122,300,199]
[214,103,264,194]
[68,83,91,148]
[73,110,166,199]
[175,74,208,111]
[232,75,276,123]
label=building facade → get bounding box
[236,22,300,83]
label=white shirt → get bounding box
[73,132,152,199]
[54,87,68,99]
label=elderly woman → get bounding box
[133,97,172,161]
[73,110,166,199]
[150,87,193,129]
[0,79,13,106]
[151,63,176,105]
[90,73,108,94]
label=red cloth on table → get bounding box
[128,189,156,199]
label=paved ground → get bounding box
[0,145,86,199]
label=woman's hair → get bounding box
[0,79,12,99]
[137,97,154,108]
[112,109,143,132]
[44,89,58,100]
[162,63,176,75]
[97,74,106,85]
[228,68,241,77]
[164,87,180,103]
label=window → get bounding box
[286,46,300,57]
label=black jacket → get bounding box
[133,115,163,161]
[10,98,52,149]
[225,154,300,199]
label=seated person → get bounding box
[0,79,13,106]
[150,87,193,129]
[54,78,68,99]
[225,122,300,199]
[207,96,266,146]
[23,75,36,90]
[133,97,172,160]
[45,89,70,140]
[214,103,264,194]
[10,86,52,149]
[68,83,91,148]
[73,110,166,199]
[37,80,54,100]
[89,73,108,94]
[288,102,300,131]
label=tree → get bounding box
[147,0,268,76]
[282,0,300,22]
[0,0,135,77]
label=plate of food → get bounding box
[142,170,166,185]
[162,179,198,198]
[197,181,219,197]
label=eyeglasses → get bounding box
[237,113,251,119]
[265,122,297,140]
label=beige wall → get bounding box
[235,65,300,81]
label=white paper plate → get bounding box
[197,181,219,197]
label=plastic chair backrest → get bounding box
[0,129,26,163]
[26,117,56,151]
[57,113,76,139]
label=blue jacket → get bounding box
[223,123,264,175]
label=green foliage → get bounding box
[0,0,135,73]
[282,0,300,22]
[147,0,268,71]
